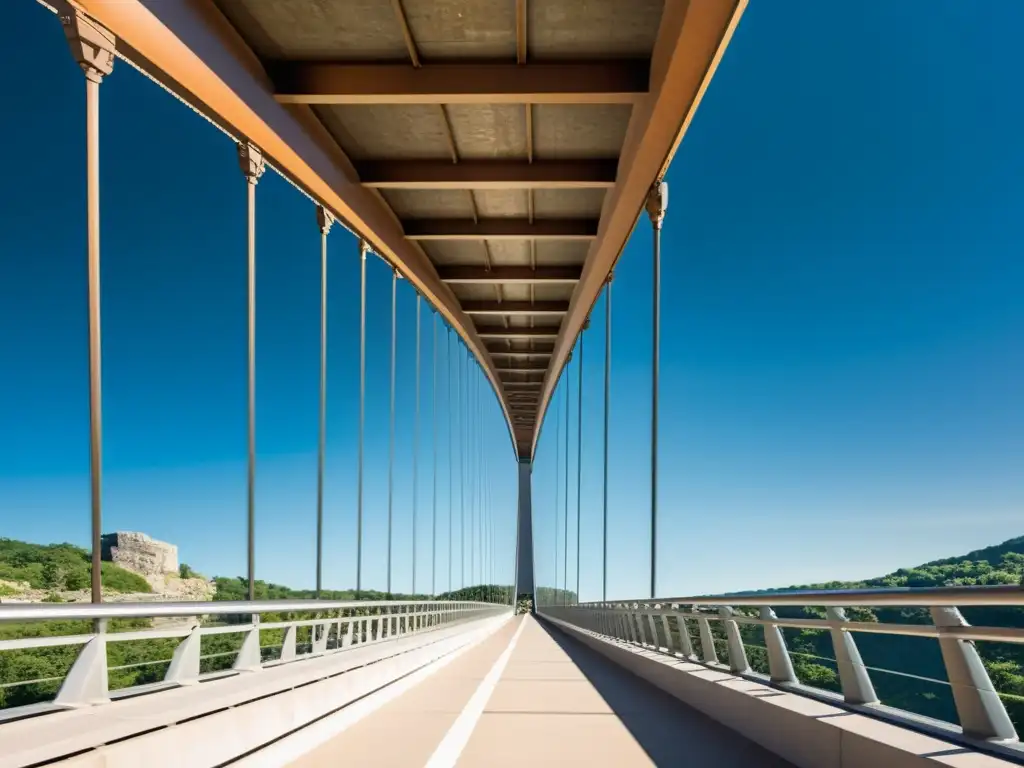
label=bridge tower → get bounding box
[513,459,534,603]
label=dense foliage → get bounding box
[0,538,152,595]
[709,536,1024,730]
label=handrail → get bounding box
[578,583,1024,608]
[0,599,508,715]
[544,584,1024,747]
[0,598,486,623]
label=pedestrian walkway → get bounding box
[290,614,792,767]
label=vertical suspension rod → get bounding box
[554,386,560,608]
[576,332,584,605]
[357,240,367,594]
[563,359,570,606]
[62,9,116,605]
[431,312,438,596]
[447,327,453,593]
[413,294,421,595]
[647,181,667,599]
[387,270,397,597]
[315,206,333,597]
[237,142,265,602]
[459,344,466,588]
[602,277,612,602]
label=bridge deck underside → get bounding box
[293,614,791,767]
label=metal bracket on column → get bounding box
[54,2,115,83]
[164,625,202,685]
[55,624,109,707]
[760,607,798,684]
[931,606,1017,740]
[826,607,878,705]
[719,607,751,674]
[237,142,266,185]
[645,180,668,229]
[317,205,335,236]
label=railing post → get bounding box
[637,608,651,646]
[341,619,353,648]
[719,607,750,674]
[165,625,202,685]
[312,621,328,653]
[55,621,109,706]
[696,615,719,664]
[675,611,697,660]
[826,607,878,705]
[647,610,660,650]
[660,614,675,653]
[622,610,635,642]
[234,623,263,672]
[760,607,798,684]
[280,625,297,661]
[930,606,1017,741]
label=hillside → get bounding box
[0,538,152,597]
[732,535,1024,731]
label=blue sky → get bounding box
[3,1,1023,600]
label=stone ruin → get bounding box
[100,531,178,579]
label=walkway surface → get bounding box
[291,614,792,767]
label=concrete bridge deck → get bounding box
[292,614,791,767]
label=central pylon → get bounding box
[514,459,535,601]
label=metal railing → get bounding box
[0,599,506,714]
[542,584,1024,745]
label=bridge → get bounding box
[2,1,1023,766]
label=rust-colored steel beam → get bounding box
[463,300,568,315]
[403,218,597,241]
[68,0,519,454]
[357,159,617,190]
[477,328,558,339]
[271,61,649,105]
[531,0,749,460]
[439,266,581,284]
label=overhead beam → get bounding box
[404,218,598,241]
[496,362,548,372]
[486,348,553,357]
[272,61,650,105]
[439,266,581,284]
[357,159,617,190]
[463,300,569,316]
[477,328,558,339]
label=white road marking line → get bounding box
[232,616,511,768]
[423,615,530,768]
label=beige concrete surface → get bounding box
[456,615,792,767]
[290,616,524,768]
[291,613,791,767]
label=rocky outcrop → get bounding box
[101,531,178,580]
